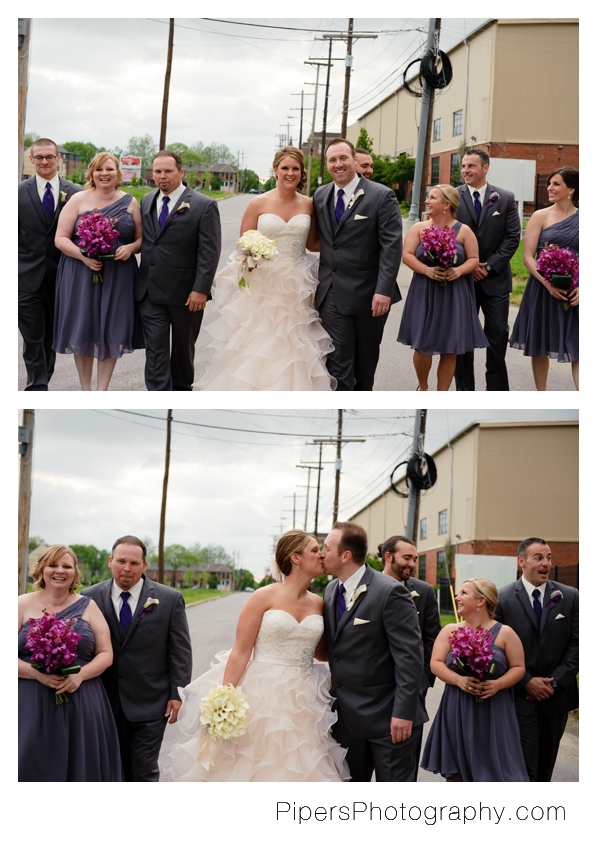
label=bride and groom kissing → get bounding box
[198,139,402,391]
[161,523,426,783]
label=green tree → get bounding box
[70,544,109,585]
[185,168,198,188]
[29,535,46,550]
[210,174,222,191]
[244,170,261,192]
[126,134,157,172]
[62,141,100,166]
[166,142,202,165]
[208,573,220,590]
[183,567,196,588]
[372,152,415,201]
[236,569,256,590]
[199,570,210,589]
[263,177,276,192]
[163,543,196,569]
[24,131,41,148]
[202,171,213,190]
[356,127,374,153]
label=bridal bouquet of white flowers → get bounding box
[237,229,278,287]
[200,684,250,740]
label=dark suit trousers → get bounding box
[114,707,168,782]
[18,276,56,391]
[455,287,510,391]
[334,714,422,782]
[319,288,388,391]
[139,295,203,391]
[517,706,568,782]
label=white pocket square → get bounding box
[354,214,368,220]
[555,613,566,620]
[353,617,370,625]
[492,211,501,216]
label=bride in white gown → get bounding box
[196,147,336,390]
[159,530,349,781]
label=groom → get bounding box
[313,139,402,391]
[322,522,427,781]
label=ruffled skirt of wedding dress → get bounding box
[196,253,336,390]
[159,651,350,781]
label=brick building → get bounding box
[349,420,578,589]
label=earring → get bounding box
[476,605,480,612]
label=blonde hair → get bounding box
[273,530,315,580]
[462,577,498,619]
[433,184,460,216]
[272,146,307,193]
[85,152,122,189]
[32,545,80,592]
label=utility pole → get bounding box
[18,409,35,594]
[317,36,334,186]
[158,410,172,585]
[159,19,175,150]
[18,19,31,181]
[405,409,428,543]
[304,62,325,197]
[312,411,365,531]
[340,18,354,138]
[290,91,308,149]
[409,19,442,221]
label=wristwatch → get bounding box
[551,678,559,691]
[485,263,493,274]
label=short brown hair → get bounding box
[31,138,59,155]
[333,521,368,565]
[154,149,182,170]
[325,138,356,158]
[85,152,122,189]
[378,535,416,559]
[111,535,147,560]
[32,545,80,592]
[272,146,307,193]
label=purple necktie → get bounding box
[532,589,542,625]
[336,583,346,622]
[158,195,170,227]
[120,591,133,630]
[335,188,345,223]
[473,190,482,219]
[43,182,55,218]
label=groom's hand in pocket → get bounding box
[390,717,413,744]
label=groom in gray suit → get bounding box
[495,537,579,782]
[322,522,426,781]
[82,535,192,781]
[454,148,520,391]
[136,150,221,390]
[18,138,82,390]
[313,139,402,391]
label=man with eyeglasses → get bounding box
[19,138,82,390]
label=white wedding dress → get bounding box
[159,610,349,781]
[196,214,336,390]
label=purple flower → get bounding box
[25,611,82,704]
[486,191,500,207]
[420,225,459,285]
[536,243,579,287]
[549,590,563,609]
[449,625,496,700]
[76,209,120,282]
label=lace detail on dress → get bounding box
[257,214,311,261]
[253,610,323,661]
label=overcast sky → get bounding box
[26,16,488,179]
[26,408,577,578]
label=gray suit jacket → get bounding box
[136,184,221,305]
[495,579,579,717]
[455,182,520,296]
[324,566,427,739]
[404,577,441,690]
[313,176,402,314]
[18,176,83,293]
[81,575,192,723]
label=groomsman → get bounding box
[136,150,221,390]
[82,535,192,781]
[454,148,520,391]
[354,148,374,179]
[18,138,82,390]
[495,537,579,781]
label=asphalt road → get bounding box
[20,193,576,392]
[159,593,578,782]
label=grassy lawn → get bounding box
[440,613,458,628]
[181,588,228,605]
[122,187,232,202]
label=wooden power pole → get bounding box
[18,409,35,594]
[18,19,31,181]
[159,19,175,150]
[158,409,172,585]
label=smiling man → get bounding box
[313,138,402,391]
[82,535,192,781]
[136,150,221,390]
[495,537,579,781]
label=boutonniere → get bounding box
[347,188,365,210]
[549,590,563,609]
[60,191,67,205]
[346,584,367,611]
[139,597,160,619]
[486,191,500,208]
[410,590,420,598]
[171,202,191,220]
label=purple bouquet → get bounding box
[25,611,82,705]
[449,625,496,702]
[420,225,459,286]
[536,242,579,310]
[76,209,120,282]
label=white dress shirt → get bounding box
[156,182,186,225]
[466,182,488,205]
[111,576,144,620]
[520,575,546,609]
[35,173,60,207]
[334,174,361,210]
[338,564,367,608]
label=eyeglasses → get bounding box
[32,155,57,162]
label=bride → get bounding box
[159,530,349,781]
[196,147,335,390]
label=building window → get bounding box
[452,109,463,136]
[420,518,428,541]
[438,509,448,534]
[431,157,440,185]
[418,554,427,581]
[450,153,461,186]
[437,550,447,577]
[433,118,442,141]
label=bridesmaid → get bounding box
[509,167,579,390]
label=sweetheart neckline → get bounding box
[257,213,311,225]
[263,609,322,625]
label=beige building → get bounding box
[350,420,579,587]
[347,19,578,193]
